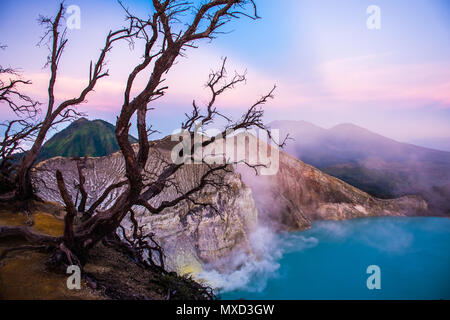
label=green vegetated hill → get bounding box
[38,118,138,161]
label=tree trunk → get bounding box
[15,123,51,201]
[15,155,35,201]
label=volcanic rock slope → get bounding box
[234,134,428,232]
[268,120,450,215]
[33,135,428,272]
[33,139,257,274]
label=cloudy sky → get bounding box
[1,0,449,150]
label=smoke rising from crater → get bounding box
[197,226,319,293]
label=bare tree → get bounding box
[12,3,137,202]
[0,45,41,196]
[0,0,279,278]
[0,119,39,196]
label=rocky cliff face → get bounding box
[235,134,428,232]
[268,120,450,215]
[32,141,258,274]
[32,134,428,275]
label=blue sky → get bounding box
[1,0,449,150]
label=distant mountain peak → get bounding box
[267,119,450,215]
[330,123,365,130]
[269,120,323,129]
[329,123,385,136]
[73,117,89,123]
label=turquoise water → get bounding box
[221,217,450,300]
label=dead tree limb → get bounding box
[1,1,277,279]
[75,159,88,214]
[56,170,77,246]
[14,2,138,201]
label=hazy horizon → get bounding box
[50,117,450,153]
[1,0,449,150]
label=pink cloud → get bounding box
[12,51,450,121]
[20,72,124,111]
[319,55,450,107]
